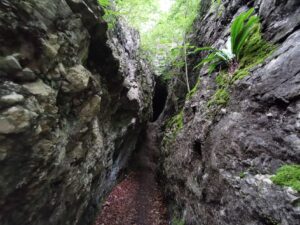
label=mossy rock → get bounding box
[208,88,229,107]
[163,111,184,147]
[186,78,201,100]
[233,24,276,81]
[172,218,185,225]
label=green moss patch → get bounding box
[172,218,185,225]
[186,78,201,100]
[208,25,275,108]
[271,165,300,192]
[208,88,229,107]
[207,72,230,107]
[239,172,246,178]
[232,24,275,82]
[166,110,184,134]
[163,111,184,147]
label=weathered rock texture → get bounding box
[0,1,153,225]
[160,0,300,224]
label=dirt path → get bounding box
[94,123,169,225]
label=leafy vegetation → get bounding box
[232,24,275,81]
[231,8,259,60]
[162,110,184,147]
[239,172,246,178]
[98,0,201,90]
[195,8,260,74]
[115,0,160,32]
[198,8,275,107]
[208,87,229,107]
[193,44,235,74]
[166,111,184,134]
[186,78,201,100]
[207,72,230,107]
[98,0,110,8]
[98,3,274,110]
[271,165,300,192]
[97,0,119,28]
[172,217,185,225]
[207,27,274,107]
[116,0,200,78]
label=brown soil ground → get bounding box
[94,123,169,225]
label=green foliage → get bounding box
[239,172,246,178]
[206,30,274,107]
[97,0,119,29]
[166,111,184,133]
[98,0,110,7]
[271,165,300,192]
[196,8,274,109]
[208,88,229,107]
[231,24,275,81]
[194,8,260,74]
[186,78,201,100]
[163,111,184,147]
[232,27,275,81]
[115,0,160,31]
[115,0,200,74]
[231,8,259,59]
[239,25,274,67]
[207,72,230,107]
[172,218,185,225]
[161,70,175,81]
[194,42,234,74]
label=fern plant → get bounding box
[193,39,234,73]
[194,8,259,74]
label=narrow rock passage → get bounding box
[95,123,169,225]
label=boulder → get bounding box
[62,65,91,93]
[0,106,38,134]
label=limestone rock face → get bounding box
[160,0,300,224]
[62,65,91,93]
[0,1,153,225]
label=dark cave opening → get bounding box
[151,76,168,122]
[193,139,202,160]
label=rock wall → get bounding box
[0,1,153,225]
[160,0,300,224]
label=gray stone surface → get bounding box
[159,0,300,224]
[0,56,22,73]
[0,1,153,225]
[0,106,38,134]
[62,65,91,93]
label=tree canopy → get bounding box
[114,0,201,75]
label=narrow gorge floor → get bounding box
[95,123,169,225]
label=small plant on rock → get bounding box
[162,111,184,147]
[97,0,119,28]
[194,8,259,74]
[186,78,201,100]
[172,217,185,225]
